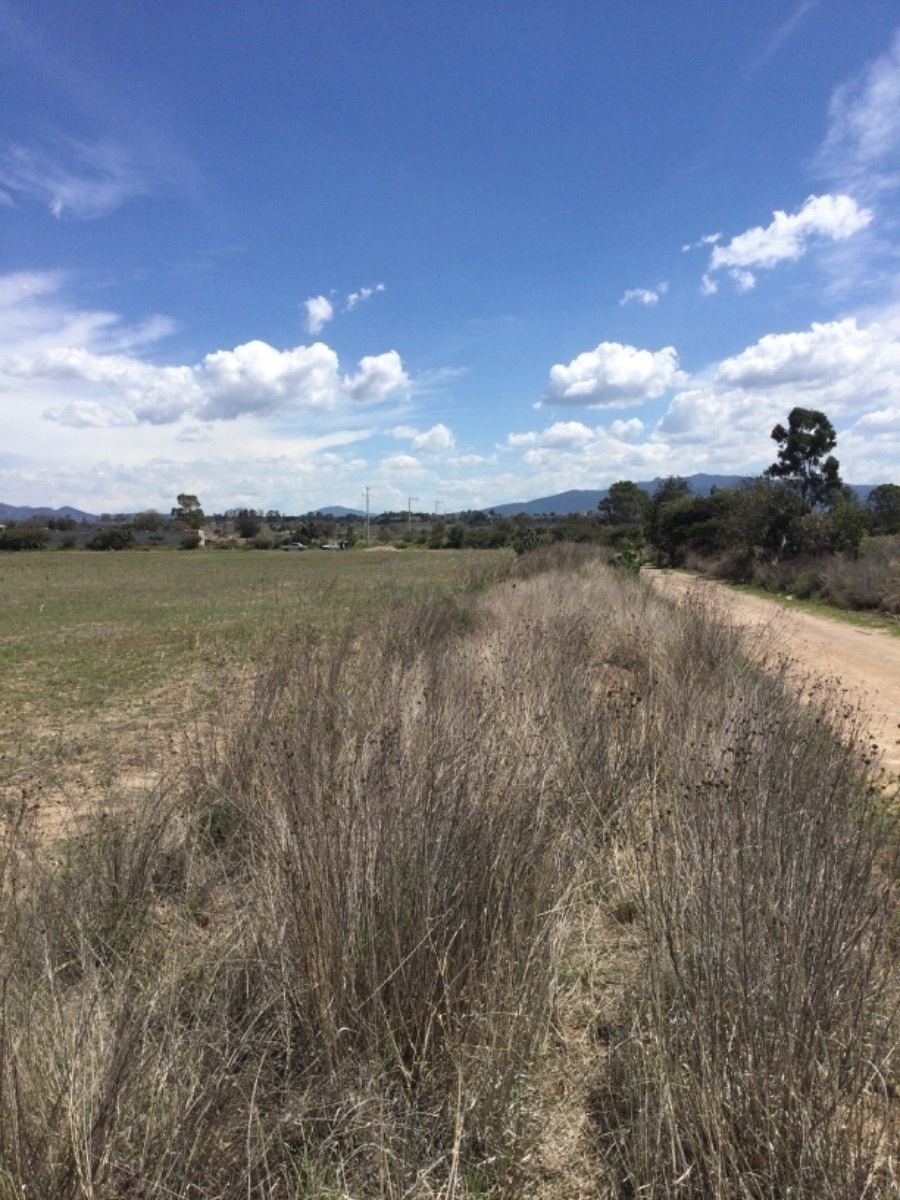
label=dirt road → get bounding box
[647,570,900,782]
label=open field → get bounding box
[0,544,897,1197]
[0,548,510,823]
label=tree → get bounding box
[231,508,263,539]
[645,477,691,556]
[866,483,900,535]
[598,480,652,526]
[132,509,167,532]
[445,522,466,549]
[171,493,205,529]
[724,478,804,559]
[651,491,732,564]
[87,525,134,551]
[765,408,842,512]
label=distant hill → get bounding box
[0,503,98,522]
[1,480,881,525]
[303,506,367,518]
[488,475,748,516]
[488,475,879,517]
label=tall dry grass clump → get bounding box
[590,588,898,1198]
[0,545,895,1197]
[710,533,900,613]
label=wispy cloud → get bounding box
[345,282,385,312]
[0,137,171,219]
[729,269,757,293]
[747,0,821,77]
[818,30,900,199]
[682,232,721,253]
[619,282,668,307]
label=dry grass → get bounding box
[0,545,895,1197]
[707,534,900,615]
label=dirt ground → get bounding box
[646,569,900,783]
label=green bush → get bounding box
[0,527,50,551]
[86,526,134,551]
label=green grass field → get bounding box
[0,547,510,812]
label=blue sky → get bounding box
[1,0,899,514]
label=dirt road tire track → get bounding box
[646,569,900,783]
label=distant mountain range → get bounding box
[486,475,746,516]
[0,503,98,522]
[305,506,367,518]
[0,476,881,524]
[485,475,878,517]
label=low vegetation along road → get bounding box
[648,569,900,782]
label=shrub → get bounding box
[868,483,900,535]
[87,525,134,551]
[0,526,50,551]
[590,615,896,1199]
[179,530,201,549]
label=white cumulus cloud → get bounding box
[5,337,409,428]
[609,417,645,441]
[506,421,594,449]
[303,295,334,335]
[378,453,424,473]
[0,273,411,431]
[714,317,898,391]
[197,341,344,420]
[709,193,872,281]
[543,341,683,408]
[344,350,409,405]
[658,387,762,441]
[392,422,456,453]
[854,405,900,434]
[651,315,900,478]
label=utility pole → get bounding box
[408,496,418,535]
[363,486,371,545]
